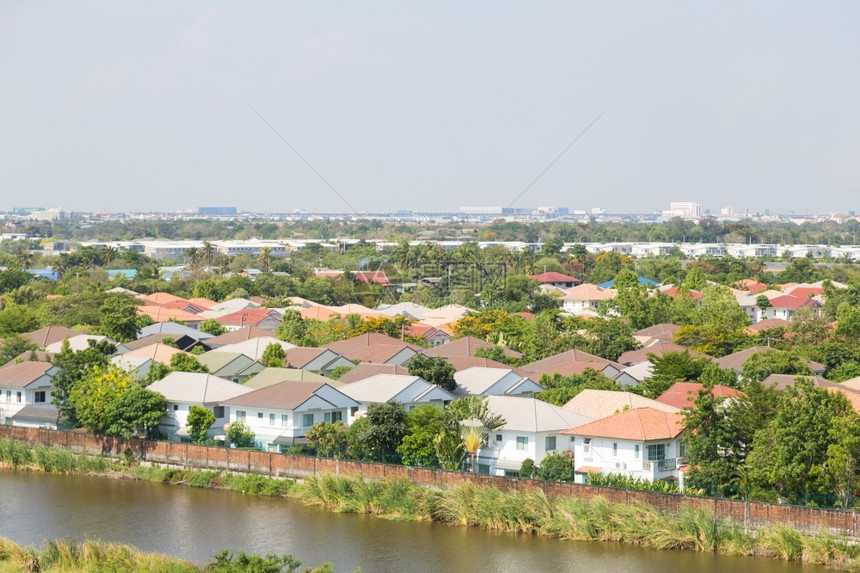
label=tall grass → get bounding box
[0,439,110,474]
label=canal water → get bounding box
[0,471,826,572]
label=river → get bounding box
[0,471,827,572]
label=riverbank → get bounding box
[1,439,857,570]
[0,537,335,573]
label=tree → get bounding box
[0,334,38,367]
[199,318,227,336]
[396,404,444,467]
[441,396,505,472]
[363,401,408,462]
[329,365,352,380]
[51,339,114,425]
[638,350,713,398]
[673,285,751,357]
[740,349,813,385]
[823,412,860,507]
[98,294,140,342]
[169,352,209,373]
[226,422,256,448]
[406,354,456,391]
[187,404,216,443]
[103,385,167,439]
[537,451,577,482]
[261,342,287,368]
[306,421,349,458]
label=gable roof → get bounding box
[124,343,187,365]
[562,389,680,419]
[140,292,189,306]
[243,367,330,389]
[633,323,680,341]
[0,362,56,388]
[486,395,591,433]
[139,322,214,339]
[123,333,208,353]
[147,372,252,404]
[746,318,789,332]
[716,346,825,373]
[561,283,616,301]
[206,327,281,347]
[522,349,617,373]
[215,338,295,361]
[617,343,711,367]
[655,382,742,410]
[220,381,357,410]
[529,271,581,284]
[562,407,685,441]
[335,363,411,384]
[338,374,455,404]
[453,367,543,396]
[324,333,422,356]
[137,305,202,324]
[215,308,282,327]
[22,326,84,347]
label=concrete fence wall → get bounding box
[3,426,857,536]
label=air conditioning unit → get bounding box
[615,462,627,470]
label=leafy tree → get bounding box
[441,396,505,472]
[473,346,509,364]
[103,384,167,439]
[329,365,353,380]
[187,404,216,443]
[406,354,456,391]
[575,316,640,362]
[0,304,39,336]
[823,412,860,508]
[160,336,179,348]
[673,285,751,357]
[169,352,209,373]
[363,401,408,462]
[261,342,287,368]
[755,294,771,314]
[433,430,465,471]
[740,349,814,385]
[276,310,310,346]
[226,422,257,448]
[199,318,227,336]
[98,294,140,342]
[537,451,577,481]
[638,350,712,398]
[306,421,349,458]
[51,338,114,425]
[0,334,38,367]
[535,369,618,406]
[396,404,444,467]
[519,458,536,479]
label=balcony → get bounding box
[642,458,677,472]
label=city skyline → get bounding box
[3,2,858,214]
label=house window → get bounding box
[583,438,591,453]
[612,442,618,457]
[634,445,640,459]
[516,436,528,451]
[16,392,22,403]
[173,404,179,411]
[269,413,276,426]
[34,391,46,403]
[236,410,246,423]
[258,412,264,419]
[281,414,288,427]
[477,464,490,475]
[4,390,8,402]
[545,436,556,451]
[647,444,666,461]
[325,411,343,423]
[302,414,314,427]
[213,406,224,418]
[496,434,503,442]
[350,407,359,416]
[680,443,687,458]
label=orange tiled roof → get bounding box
[562,407,685,441]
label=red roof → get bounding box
[661,286,704,300]
[655,382,742,410]
[784,286,823,300]
[354,271,391,287]
[768,294,815,309]
[733,279,768,294]
[216,308,281,326]
[529,272,581,285]
[562,407,685,441]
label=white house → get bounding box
[147,372,253,441]
[0,362,60,429]
[338,374,456,415]
[560,284,616,314]
[453,367,544,397]
[562,407,686,488]
[473,395,592,477]
[219,381,359,453]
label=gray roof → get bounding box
[243,367,330,389]
[486,395,592,433]
[339,374,455,404]
[147,372,252,404]
[139,322,213,339]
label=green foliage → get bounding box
[740,349,813,385]
[638,351,713,399]
[205,550,308,573]
[187,405,216,444]
[585,472,682,493]
[199,318,227,336]
[261,342,287,368]
[51,338,115,425]
[535,369,619,406]
[396,404,444,467]
[473,345,510,364]
[363,401,408,462]
[226,422,256,449]
[0,333,38,366]
[170,352,209,373]
[306,421,349,458]
[98,293,140,342]
[406,354,456,391]
[673,285,751,357]
[519,458,536,479]
[536,452,576,482]
[328,365,352,380]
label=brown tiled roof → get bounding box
[215,308,282,326]
[527,361,612,380]
[324,333,422,356]
[141,292,189,306]
[220,381,325,410]
[22,326,83,347]
[0,362,54,388]
[522,349,617,373]
[746,318,789,333]
[206,327,281,346]
[617,343,711,367]
[284,347,331,369]
[633,323,680,339]
[137,305,201,323]
[562,407,685,441]
[529,272,581,284]
[336,363,411,384]
[655,382,742,410]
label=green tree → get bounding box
[169,352,210,373]
[199,318,227,336]
[473,346,510,364]
[306,421,349,458]
[535,368,619,406]
[823,412,860,508]
[673,285,751,357]
[0,334,38,367]
[363,401,408,462]
[396,404,444,467]
[406,354,456,391]
[537,451,577,481]
[740,349,814,385]
[51,339,114,425]
[638,350,713,398]
[328,365,352,380]
[103,384,167,439]
[98,293,141,343]
[187,404,216,443]
[226,422,256,448]
[261,342,287,368]
[441,396,505,473]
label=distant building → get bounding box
[198,207,237,215]
[662,202,702,220]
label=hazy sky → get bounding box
[2,2,859,215]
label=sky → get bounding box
[2,2,859,215]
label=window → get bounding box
[302,414,314,427]
[281,414,288,427]
[545,436,556,451]
[634,445,640,459]
[324,411,343,423]
[612,442,618,457]
[173,404,179,411]
[350,406,359,416]
[583,438,591,453]
[4,390,8,402]
[477,464,490,475]
[213,406,224,418]
[34,391,46,403]
[236,410,246,423]
[679,443,687,458]
[516,436,528,451]
[258,412,264,419]
[496,434,503,442]
[269,413,276,426]
[647,444,666,461]
[16,392,21,403]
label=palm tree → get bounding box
[202,241,214,268]
[257,246,271,272]
[448,397,506,473]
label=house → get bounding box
[44,334,128,354]
[561,284,616,315]
[137,305,204,328]
[0,362,59,429]
[219,381,360,452]
[375,302,433,321]
[529,272,581,289]
[215,308,283,332]
[22,326,85,348]
[760,374,860,413]
[474,395,592,476]
[562,389,680,420]
[123,333,211,353]
[762,294,821,321]
[422,337,523,360]
[324,333,422,366]
[110,354,155,381]
[521,349,621,377]
[285,347,355,376]
[147,372,253,441]
[214,338,296,362]
[335,363,411,384]
[139,322,214,340]
[562,407,687,488]
[655,382,742,410]
[453,367,544,397]
[123,343,188,366]
[633,323,680,344]
[353,270,391,287]
[206,327,284,348]
[338,374,456,415]
[243,367,330,389]
[616,342,711,367]
[404,323,451,347]
[195,352,266,383]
